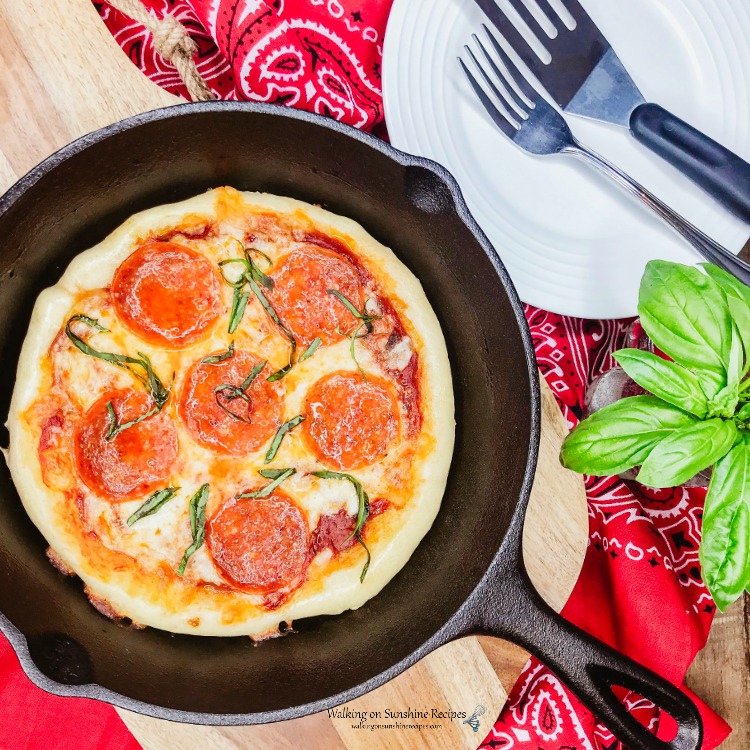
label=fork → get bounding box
[459,25,750,288]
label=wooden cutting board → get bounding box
[0,1,588,748]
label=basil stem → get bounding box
[299,337,322,362]
[213,360,267,423]
[236,468,296,499]
[65,316,171,431]
[312,470,372,582]
[201,342,235,364]
[177,484,210,576]
[327,291,381,380]
[127,487,180,526]
[264,416,305,463]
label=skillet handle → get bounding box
[474,571,703,750]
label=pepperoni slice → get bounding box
[111,241,222,348]
[178,349,283,456]
[74,389,178,500]
[302,371,400,470]
[207,492,309,593]
[268,246,363,346]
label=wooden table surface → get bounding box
[0,0,747,748]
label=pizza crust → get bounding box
[6,187,455,637]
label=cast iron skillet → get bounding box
[0,102,700,749]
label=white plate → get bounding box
[382,0,750,318]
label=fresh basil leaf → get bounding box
[638,261,732,397]
[737,403,750,423]
[178,484,210,576]
[702,264,750,369]
[612,349,708,418]
[264,415,305,463]
[236,468,296,499]
[638,418,737,488]
[127,487,180,526]
[699,436,750,611]
[560,396,698,476]
[707,324,743,418]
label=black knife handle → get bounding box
[630,102,750,223]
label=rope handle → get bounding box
[104,0,215,102]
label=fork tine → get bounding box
[459,57,519,137]
[482,24,539,104]
[555,0,587,20]
[504,0,557,39]
[470,34,530,116]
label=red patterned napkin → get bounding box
[0,1,732,747]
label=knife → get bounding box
[474,0,750,224]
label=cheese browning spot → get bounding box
[207,491,309,593]
[74,389,178,499]
[303,371,400,470]
[268,246,363,346]
[111,241,222,348]
[178,350,283,456]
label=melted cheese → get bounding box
[6,187,455,637]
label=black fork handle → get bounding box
[630,103,750,224]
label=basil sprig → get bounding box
[312,470,372,582]
[218,243,297,380]
[177,484,210,576]
[265,415,305,463]
[237,468,296,499]
[214,360,267,423]
[327,290,382,379]
[127,487,180,526]
[561,260,750,611]
[65,315,171,439]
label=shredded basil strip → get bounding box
[326,290,381,334]
[237,468,296,499]
[246,275,297,380]
[213,360,267,423]
[127,487,180,527]
[299,337,322,362]
[326,291,381,380]
[65,316,171,425]
[177,484,210,576]
[219,244,275,333]
[201,342,235,364]
[106,400,160,441]
[312,470,372,582]
[264,415,305,463]
[228,288,249,334]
